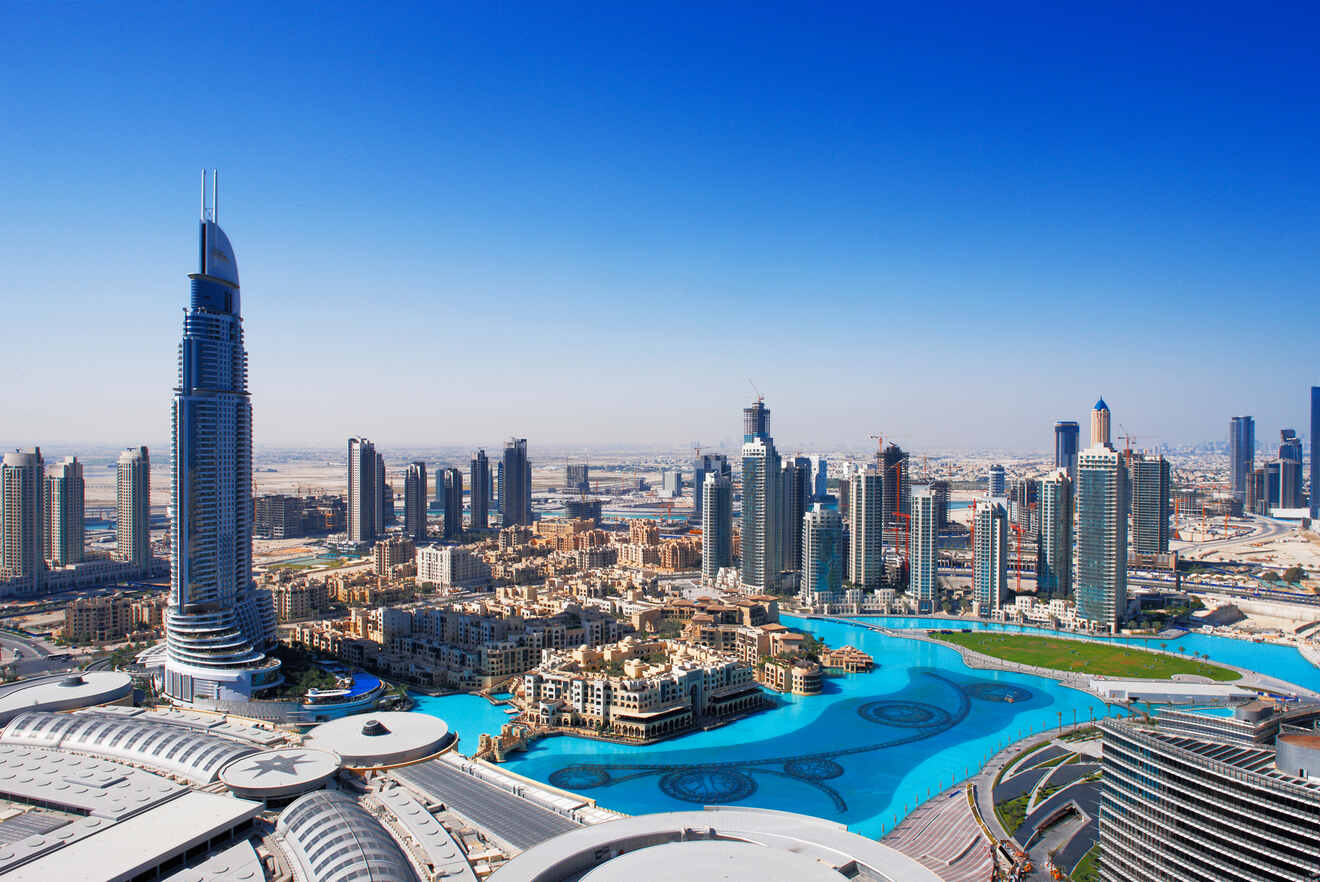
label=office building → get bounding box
[881,443,909,521]
[1229,415,1255,506]
[565,463,589,494]
[116,447,152,568]
[1091,397,1112,447]
[987,463,1006,498]
[347,438,380,545]
[929,479,950,530]
[377,454,391,525]
[1130,454,1170,556]
[1279,459,1303,510]
[701,472,732,582]
[470,449,490,530]
[808,454,829,498]
[848,465,884,589]
[692,453,730,519]
[1054,420,1080,484]
[253,494,304,539]
[1008,477,1038,531]
[403,461,427,542]
[1099,703,1320,882]
[908,486,937,612]
[1,449,44,595]
[501,438,532,526]
[740,399,782,591]
[164,175,279,704]
[495,459,504,515]
[1037,470,1072,598]
[1074,444,1129,630]
[1312,387,1319,519]
[1280,429,1304,509]
[661,469,683,497]
[780,457,811,573]
[442,468,463,538]
[44,456,84,567]
[800,506,843,604]
[973,499,1008,614]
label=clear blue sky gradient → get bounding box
[3,2,1317,452]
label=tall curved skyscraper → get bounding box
[164,172,280,704]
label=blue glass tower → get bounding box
[1312,387,1319,519]
[164,172,279,704]
[1054,420,1079,484]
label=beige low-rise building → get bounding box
[521,638,765,741]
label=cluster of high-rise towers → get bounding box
[1228,412,1312,517]
[0,446,152,595]
[343,438,531,546]
[697,396,1191,632]
[696,398,944,614]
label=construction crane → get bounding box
[869,434,884,457]
[1010,522,1025,594]
[692,441,703,459]
[747,378,763,403]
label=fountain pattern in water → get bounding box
[548,669,1032,811]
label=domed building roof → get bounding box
[302,711,453,768]
[490,807,942,882]
[1094,397,1109,411]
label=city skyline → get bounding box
[3,5,1318,449]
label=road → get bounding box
[0,630,75,678]
[393,759,580,852]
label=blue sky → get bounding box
[3,2,1317,452]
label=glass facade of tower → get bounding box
[1037,471,1071,598]
[443,467,463,538]
[470,449,490,529]
[1074,445,1128,630]
[741,436,782,591]
[1229,415,1255,506]
[165,198,279,704]
[403,461,427,541]
[848,466,884,589]
[1130,455,1170,556]
[501,438,532,526]
[799,506,843,604]
[692,453,730,520]
[1312,387,1319,519]
[908,487,937,612]
[973,500,1007,613]
[1054,420,1079,483]
[701,472,732,581]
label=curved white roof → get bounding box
[277,790,418,882]
[303,712,452,768]
[0,743,182,820]
[1,710,255,783]
[0,673,132,725]
[219,747,340,799]
[489,807,943,882]
[582,840,843,881]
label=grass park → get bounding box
[931,631,1240,681]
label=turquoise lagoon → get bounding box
[413,616,1122,837]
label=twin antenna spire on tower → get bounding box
[200,168,219,223]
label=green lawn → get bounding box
[1071,845,1100,881]
[932,632,1240,681]
[995,794,1030,834]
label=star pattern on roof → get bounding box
[241,753,313,779]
